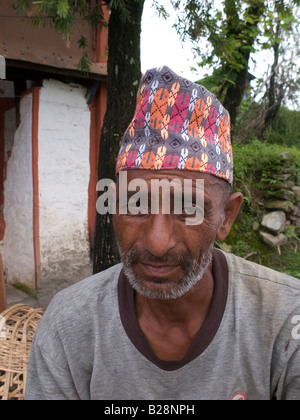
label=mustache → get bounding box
[122,246,195,267]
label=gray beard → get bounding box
[117,241,214,300]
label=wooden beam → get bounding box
[0,254,7,313]
[32,87,41,290]
[6,59,107,83]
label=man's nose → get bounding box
[143,214,177,258]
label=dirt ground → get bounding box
[6,262,93,309]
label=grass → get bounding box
[11,282,38,299]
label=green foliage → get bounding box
[12,0,141,72]
[151,0,169,19]
[233,99,300,145]
[13,0,108,70]
[108,0,141,22]
[14,0,100,33]
[173,1,264,72]
[174,0,299,72]
[264,107,300,148]
[172,0,300,123]
[232,138,300,188]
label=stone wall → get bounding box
[257,152,300,249]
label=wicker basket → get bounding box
[0,304,45,400]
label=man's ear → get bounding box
[216,192,243,241]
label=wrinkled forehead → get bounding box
[117,168,225,186]
[117,169,230,202]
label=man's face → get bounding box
[113,169,230,300]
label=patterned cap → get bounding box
[116,66,233,184]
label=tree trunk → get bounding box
[93,0,145,274]
[223,66,249,125]
[222,0,265,126]
[264,22,283,129]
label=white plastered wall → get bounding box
[2,80,93,302]
[2,93,35,289]
[37,79,92,300]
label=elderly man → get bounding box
[25,66,300,400]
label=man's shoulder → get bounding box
[36,263,123,338]
[224,251,300,291]
[54,262,123,305]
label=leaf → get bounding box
[77,52,91,73]
[13,0,30,13]
[57,0,70,18]
[77,35,88,49]
[244,15,254,24]
[274,36,283,44]
[261,42,271,50]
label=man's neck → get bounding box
[134,265,214,361]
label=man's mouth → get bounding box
[137,262,180,277]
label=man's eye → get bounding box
[182,205,197,215]
[127,194,149,215]
[204,201,213,214]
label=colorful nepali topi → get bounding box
[116,66,233,184]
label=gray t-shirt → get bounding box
[25,249,300,400]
